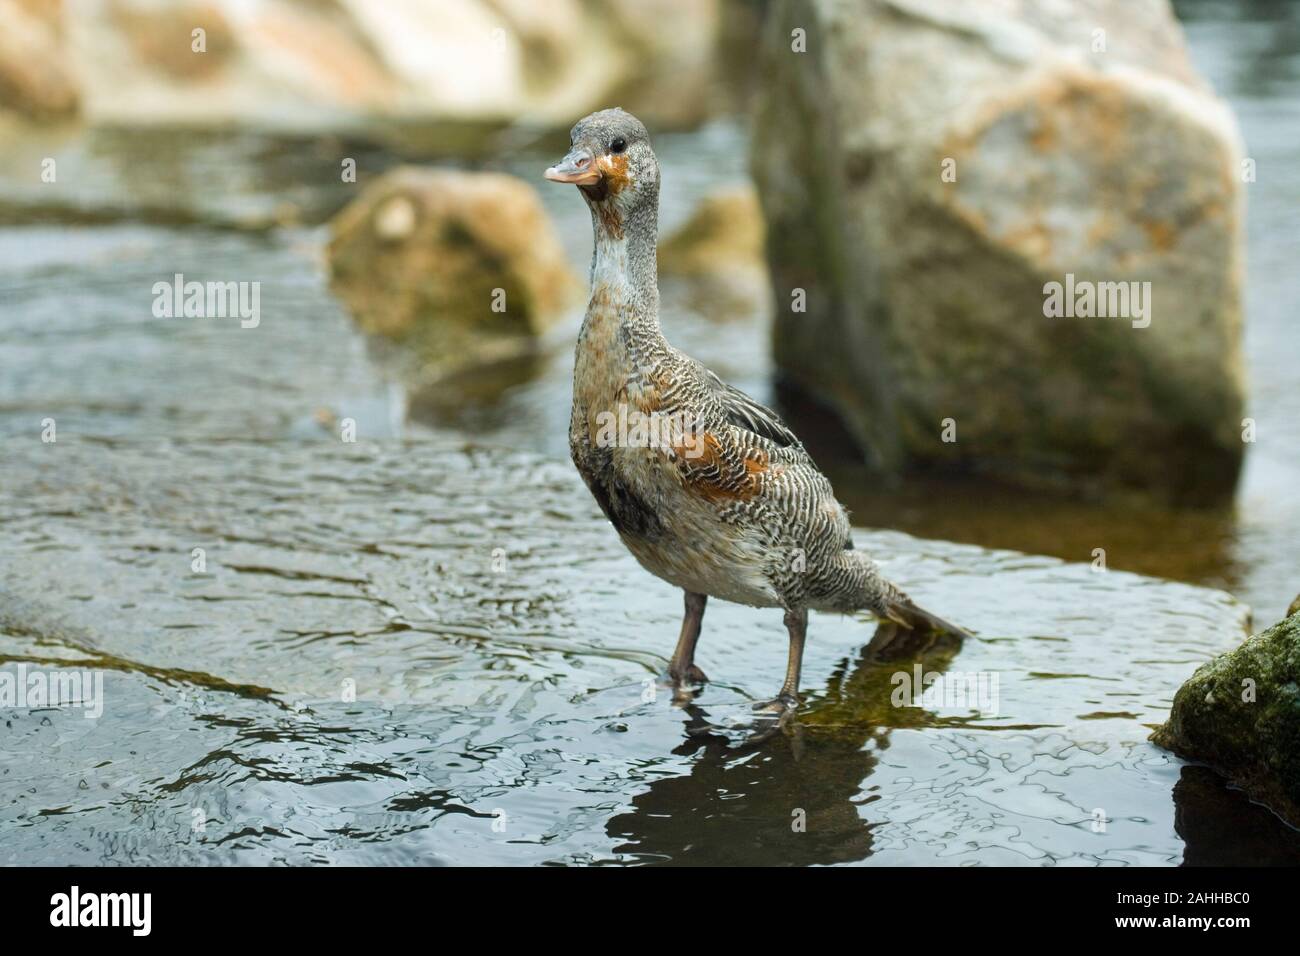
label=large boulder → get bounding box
[751,0,1246,502]
[327,167,579,374]
[1152,609,1300,827]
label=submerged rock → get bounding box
[751,0,1246,502]
[1152,609,1300,827]
[327,167,579,373]
[658,187,770,318]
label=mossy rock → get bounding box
[1151,610,1300,826]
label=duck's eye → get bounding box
[610,137,627,154]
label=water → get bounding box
[4,438,1293,865]
[2,1,1299,865]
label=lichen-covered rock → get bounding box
[327,167,579,372]
[658,188,770,318]
[751,0,1246,502]
[1288,593,1300,618]
[1152,610,1300,826]
[0,0,78,120]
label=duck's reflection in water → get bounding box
[607,623,964,866]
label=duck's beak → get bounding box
[544,148,601,186]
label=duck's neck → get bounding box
[573,200,660,418]
[585,199,659,331]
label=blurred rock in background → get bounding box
[327,167,579,379]
[752,0,1246,504]
[658,187,771,320]
[0,0,79,120]
[0,0,741,133]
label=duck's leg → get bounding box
[753,607,807,719]
[668,591,709,690]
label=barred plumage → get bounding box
[545,109,965,723]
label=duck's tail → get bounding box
[880,593,973,640]
[843,550,972,639]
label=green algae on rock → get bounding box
[1152,610,1300,827]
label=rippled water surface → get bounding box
[5,438,1295,865]
[2,1,1299,865]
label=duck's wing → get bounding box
[667,356,855,552]
[688,360,803,451]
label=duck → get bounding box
[544,108,967,728]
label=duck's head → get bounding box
[544,108,658,236]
